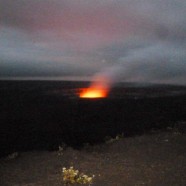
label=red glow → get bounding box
[80,86,108,98]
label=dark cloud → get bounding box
[0,0,186,85]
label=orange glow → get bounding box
[79,75,110,98]
[80,87,108,98]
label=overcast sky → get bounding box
[0,0,186,85]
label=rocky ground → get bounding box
[0,129,186,186]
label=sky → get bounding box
[0,0,186,85]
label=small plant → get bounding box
[58,146,64,156]
[105,133,124,144]
[57,143,66,156]
[61,166,94,185]
[6,152,19,160]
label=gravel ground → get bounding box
[0,130,186,186]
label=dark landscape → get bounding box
[1,0,186,185]
[0,80,186,186]
[0,80,186,156]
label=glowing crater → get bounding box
[80,87,108,98]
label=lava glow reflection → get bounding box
[80,87,108,98]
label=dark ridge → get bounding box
[0,80,186,157]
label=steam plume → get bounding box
[91,42,186,90]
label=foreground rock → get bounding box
[0,130,186,186]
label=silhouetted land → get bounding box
[0,80,186,157]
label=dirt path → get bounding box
[0,130,186,186]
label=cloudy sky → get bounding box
[0,0,186,85]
